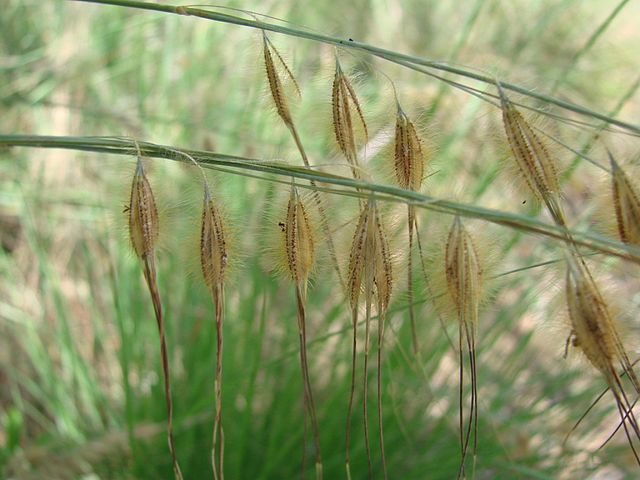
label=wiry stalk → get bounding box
[128,157,183,480]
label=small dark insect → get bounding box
[123,204,130,213]
[522,200,527,205]
[278,221,286,232]
[349,38,354,42]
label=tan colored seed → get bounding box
[128,158,159,259]
[609,153,640,246]
[347,199,393,311]
[394,107,425,192]
[498,86,564,225]
[200,185,227,292]
[444,217,482,328]
[332,59,368,174]
[263,34,300,130]
[284,186,315,284]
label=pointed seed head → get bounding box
[283,186,316,284]
[128,158,159,259]
[394,107,425,192]
[609,153,640,246]
[200,184,227,292]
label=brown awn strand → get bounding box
[200,183,228,480]
[445,217,481,480]
[283,184,323,479]
[127,157,183,480]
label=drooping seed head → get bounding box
[128,158,159,259]
[283,185,316,284]
[347,199,393,312]
[200,184,227,292]
[565,259,616,375]
[609,152,640,247]
[263,33,300,130]
[498,85,564,224]
[444,217,482,327]
[332,58,368,172]
[394,106,425,192]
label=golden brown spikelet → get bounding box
[394,107,425,192]
[445,216,482,329]
[284,185,316,284]
[262,33,299,131]
[609,152,640,247]
[128,158,159,259]
[332,58,368,178]
[347,199,393,312]
[200,184,227,293]
[498,85,565,226]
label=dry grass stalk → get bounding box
[444,216,482,480]
[332,57,368,180]
[393,104,426,355]
[200,182,228,480]
[609,152,640,247]
[127,156,183,480]
[498,84,566,227]
[262,32,345,291]
[282,183,323,479]
[345,198,393,480]
[564,256,640,465]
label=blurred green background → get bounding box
[1,0,640,478]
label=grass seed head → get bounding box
[332,59,368,172]
[444,216,482,326]
[263,34,299,130]
[128,158,159,259]
[609,153,640,246]
[347,199,393,311]
[565,259,616,375]
[394,106,425,192]
[498,85,564,223]
[284,185,316,284]
[200,184,227,292]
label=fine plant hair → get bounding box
[345,197,393,480]
[262,31,345,291]
[608,151,640,247]
[200,181,228,480]
[444,217,483,480]
[281,182,323,480]
[126,152,183,480]
[332,54,368,181]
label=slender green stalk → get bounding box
[3,134,639,264]
[70,0,640,135]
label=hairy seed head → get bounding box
[200,184,227,292]
[284,186,316,284]
[565,259,616,374]
[332,59,368,173]
[263,34,300,129]
[394,107,425,192]
[498,86,564,224]
[609,153,640,246]
[128,158,159,259]
[347,199,393,311]
[444,217,482,327]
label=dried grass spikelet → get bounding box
[445,217,483,328]
[200,182,227,480]
[200,183,228,294]
[284,184,316,285]
[332,57,368,179]
[393,105,425,193]
[128,158,159,259]
[126,155,183,480]
[443,216,484,480]
[345,198,393,480]
[347,199,393,312]
[609,152,640,247]
[564,256,640,464]
[497,83,565,226]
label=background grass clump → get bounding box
[1,0,640,479]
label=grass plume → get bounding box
[126,155,183,480]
